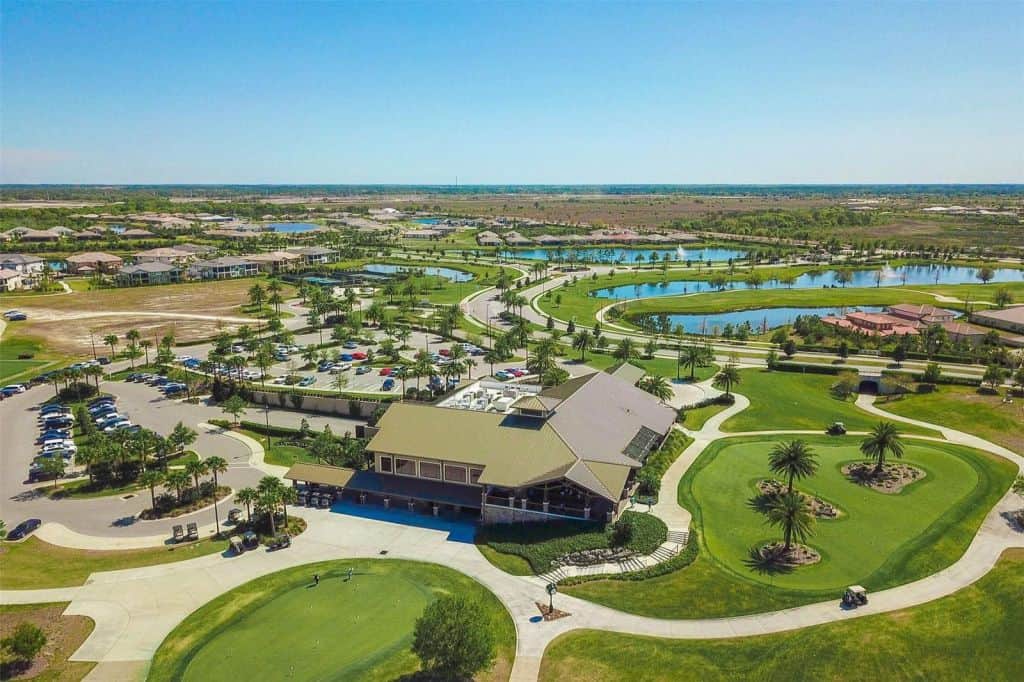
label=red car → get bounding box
[379,367,392,376]
[438,348,451,357]
[352,352,367,360]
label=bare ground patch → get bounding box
[0,603,95,681]
[843,462,926,494]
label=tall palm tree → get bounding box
[103,334,119,359]
[165,469,191,504]
[205,456,228,494]
[765,491,816,553]
[185,459,209,498]
[138,470,165,513]
[768,440,818,494]
[681,344,711,381]
[712,362,742,397]
[860,421,905,474]
[572,330,593,362]
[637,375,673,402]
[235,487,258,524]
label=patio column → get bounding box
[584,506,591,520]
[383,496,390,509]
[432,504,439,517]
[542,501,550,513]
[507,494,515,508]
[408,499,415,512]
[520,498,528,510]
[359,493,366,504]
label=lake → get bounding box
[595,264,1024,299]
[508,246,747,263]
[657,306,889,333]
[267,222,321,233]
[363,263,473,282]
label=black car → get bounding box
[97,356,111,365]
[6,518,42,541]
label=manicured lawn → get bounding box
[148,560,516,682]
[542,549,1024,682]
[477,544,535,576]
[237,428,316,467]
[0,335,64,383]
[680,401,730,429]
[564,435,1014,618]
[880,385,1024,455]
[584,353,718,383]
[721,369,939,436]
[686,436,1015,593]
[0,537,226,589]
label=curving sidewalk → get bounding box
[1,388,1021,682]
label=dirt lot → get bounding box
[0,603,95,681]
[1,279,288,354]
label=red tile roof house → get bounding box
[886,304,955,325]
[821,311,919,337]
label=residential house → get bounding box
[121,228,156,239]
[65,252,124,274]
[971,306,1024,335]
[189,256,259,280]
[476,230,502,247]
[287,246,338,266]
[118,262,182,286]
[0,253,46,276]
[284,371,676,525]
[886,304,955,325]
[246,250,304,273]
[504,231,533,246]
[0,268,25,292]
[403,229,443,240]
[134,247,197,264]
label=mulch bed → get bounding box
[0,604,94,680]
[843,462,926,494]
[138,486,232,520]
[755,542,821,567]
[535,602,571,621]
[757,479,841,518]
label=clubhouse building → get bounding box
[285,371,676,524]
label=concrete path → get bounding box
[1,383,1021,682]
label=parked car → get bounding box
[97,356,111,365]
[3,310,27,321]
[6,519,41,540]
[382,378,396,391]
[298,376,316,386]
[40,402,69,414]
[355,366,372,375]
[2,384,27,394]
[379,367,393,376]
[343,341,359,349]
[330,363,352,373]
[352,352,367,360]
[103,420,132,432]
[340,353,354,362]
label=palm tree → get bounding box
[572,330,593,362]
[681,344,711,381]
[205,456,228,493]
[138,470,165,513]
[859,421,904,474]
[165,470,191,504]
[712,362,742,397]
[612,338,639,361]
[637,375,673,402]
[257,476,284,533]
[764,491,815,553]
[279,486,298,528]
[235,487,258,524]
[103,334,119,359]
[185,459,209,498]
[768,440,818,494]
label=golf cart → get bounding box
[242,531,259,549]
[842,585,868,608]
[268,534,291,551]
[172,525,184,543]
[229,535,245,555]
[186,522,199,541]
[827,421,847,436]
[227,508,243,524]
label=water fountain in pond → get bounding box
[676,245,686,261]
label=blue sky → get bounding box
[2,1,1021,184]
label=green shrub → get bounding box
[636,430,692,498]
[561,529,699,585]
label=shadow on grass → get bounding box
[743,544,797,576]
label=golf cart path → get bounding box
[1,397,1021,682]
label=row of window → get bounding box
[378,455,482,485]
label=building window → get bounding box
[469,468,483,484]
[444,465,467,483]
[395,458,416,476]
[379,456,392,473]
[419,462,441,480]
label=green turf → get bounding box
[721,369,939,436]
[687,436,1015,592]
[879,385,1024,456]
[681,401,731,430]
[563,435,1014,618]
[148,560,516,682]
[0,537,226,589]
[0,335,58,383]
[542,549,1024,682]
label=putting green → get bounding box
[149,560,516,682]
[686,436,1015,592]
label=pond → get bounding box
[655,306,890,333]
[414,217,440,225]
[508,246,747,263]
[363,263,473,282]
[595,264,1024,300]
[267,222,321,233]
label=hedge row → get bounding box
[477,511,667,574]
[560,528,700,585]
[636,430,693,498]
[880,369,982,387]
[772,361,848,376]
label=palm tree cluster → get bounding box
[757,439,820,556]
[234,476,297,534]
[76,420,198,488]
[859,421,905,475]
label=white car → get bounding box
[242,369,263,380]
[95,413,123,426]
[271,376,288,385]
[3,383,27,394]
[175,355,195,363]
[330,363,352,373]
[103,420,132,432]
